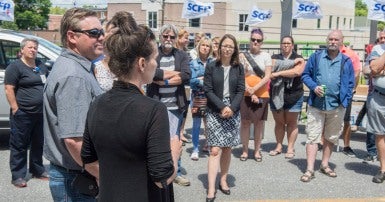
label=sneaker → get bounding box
[191,151,199,161]
[342,147,356,158]
[32,171,49,180]
[373,171,385,183]
[11,178,27,188]
[174,176,190,186]
[362,155,376,164]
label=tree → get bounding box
[355,0,367,16]
[13,0,52,30]
[50,6,67,15]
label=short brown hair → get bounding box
[60,8,98,48]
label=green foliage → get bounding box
[50,6,67,15]
[13,0,52,30]
[378,22,385,31]
[0,21,19,30]
[355,0,368,16]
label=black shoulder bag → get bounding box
[71,165,99,197]
[243,52,265,78]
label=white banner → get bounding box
[0,0,14,22]
[292,0,323,19]
[366,0,385,22]
[181,0,214,19]
[245,6,272,25]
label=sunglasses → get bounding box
[251,38,263,43]
[162,35,176,40]
[73,28,105,38]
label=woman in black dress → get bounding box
[81,11,181,202]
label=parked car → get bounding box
[0,29,61,129]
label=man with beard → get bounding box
[146,24,191,186]
[300,30,355,182]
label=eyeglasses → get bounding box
[251,38,263,43]
[221,45,234,50]
[33,66,40,73]
[73,28,105,38]
[162,35,176,40]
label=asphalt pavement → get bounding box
[0,110,385,202]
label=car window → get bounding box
[0,40,52,70]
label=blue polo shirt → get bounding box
[312,51,342,111]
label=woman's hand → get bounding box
[220,106,233,119]
[251,94,260,103]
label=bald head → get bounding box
[326,30,343,52]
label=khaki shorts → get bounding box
[305,105,346,144]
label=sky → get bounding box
[50,0,107,8]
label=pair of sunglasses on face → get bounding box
[250,38,263,43]
[73,28,105,38]
[162,35,176,40]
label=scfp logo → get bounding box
[298,3,318,12]
[251,10,271,20]
[187,3,211,12]
[374,3,385,12]
[0,2,11,10]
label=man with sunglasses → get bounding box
[43,8,103,201]
[146,24,191,187]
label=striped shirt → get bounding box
[159,55,178,110]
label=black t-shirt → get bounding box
[4,59,48,113]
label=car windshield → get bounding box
[12,32,62,55]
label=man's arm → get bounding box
[65,137,99,178]
[369,48,385,75]
[4,85,18,114]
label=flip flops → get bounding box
[240,155,248,161]
[269,150,282,156]
[285,152,295,159]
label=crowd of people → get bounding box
[4,7,385,202]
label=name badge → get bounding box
[40,75,47,84]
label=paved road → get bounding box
[0,110,385,202]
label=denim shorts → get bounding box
[270,96,304,112]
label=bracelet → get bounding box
[164,79,169,86]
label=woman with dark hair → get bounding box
[269,36,305,159]
[81,11,181,202]
[204,34,245,201]
[239,28,271,162]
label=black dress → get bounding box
[81,81,175,202]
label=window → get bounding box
[317,19,321,29]
[329,16,333,29]
[148,11,157,29]
[349,19,352,29]
[239,14,249,31]
[189,18,200,28]
[343,18,346,26]
[292,19,297,28]
[336,17,340,29]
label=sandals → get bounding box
[300,170,315,182]
[254,151,262,162]
[285,152,295,159]
[319,165,337,178]
[269,150,282,156]
[240,155,248,161]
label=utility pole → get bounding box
[280,0,293,39]
[369,20,377,44]
[161,0,165,26]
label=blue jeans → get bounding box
[9,110,45,181]
[366,132,377,157]
[49,164,96,202]
[169,109,184,176]
[192,117,202,152]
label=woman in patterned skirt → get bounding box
[204,34,245,201]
